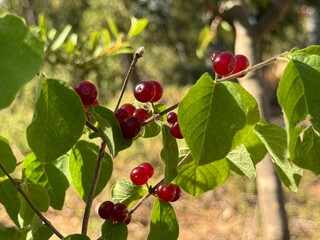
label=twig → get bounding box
[115,47,145,111]
[81,139,107,235]
[0,162,64,239]
[143,102,179,126]
[217,52,289,82]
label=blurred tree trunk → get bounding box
[206,0,293,239]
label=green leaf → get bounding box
[175,151,229,196]
[69,140,113,202]
[178,73,259,165]
[31,215,53,240]
[50,24,72,51]
[254,123,302,191]
[27,76,86,162]
[89,105,132,157]
[88,31,101,53]
[23,153,70,210]
[107,18,119,38]
[0,14,44,109]
[227,145,256,180]
[196,26,213,59]
[128,17,148,39]
[160,125,179,185]
[101,221,128,240]
[277,52,320,141]
[19,182,50,226]
[0,178,20,227]
[242,127,267,165]
[147,199,179,240]
[0,226,28,240]
[294,127,320,175]
[111,178,147,207]
[0,136,17,177]
[62,234,90,240]
[293,45,320,55]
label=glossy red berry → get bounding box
[167,112,178,125]
[212,52,235,76]
[134,81,156,103]
[120,116,142,139]
[121,103,136,116]
[139,162,154,179]
[170,122,183,139]
[74,81,98,105]
[232,54,250,77]
[98,201,114,220]
[170,184,181,202]
[111,203,128,222]
[114,108,130,123]
[130,166,148,186]
[133,108,149,122]
[211,51,221,62]
[156,182,177,202]
[150,80,163,102]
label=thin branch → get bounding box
[81,139,107,235]
[115,47,145,111]
[0,163,64,239]
[142,102,179,126]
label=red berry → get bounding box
[150,80,163,102]
[84,99,99,110]
[120,116,142,139]
[111,203,128,222]
[167,112,178,125]
[98,201,114,220]
[212,52,235,76]
[124,215,131,225]
[130,166,148,186]
[170,184,181,202]
[156,182,176,202]
[121,103,136,116]
[133,108,149,122]
[170,122,183,139]
[232,54,250,77]
[139,162,154,179]
[134,81,156,103]
[74,81,98,105]
[211,51,221,62]
[114,108,129,123]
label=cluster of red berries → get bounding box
[166,112,183,139]
[74,81,99,109]
[211,51,250,77]
[130,162,181,202]
[98,201,131,224]
[114,80,163,139]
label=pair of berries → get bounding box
[134,80,163,103]
[114,103,149,139]
[167,112,183,139]
[156,181,181,202]
[130,162,154,186]
[98,201,131,224]
[74,81,99,108]
[211,51,250,77]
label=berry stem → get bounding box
[115,47,145,111]
[217,51,289,82]
[0,162,64,239]
[143,102,179,125]
[81,139,107,235]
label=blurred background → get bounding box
[0,0,320,239]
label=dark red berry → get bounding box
[134,81,156,103]
[139,162,154,179]
[156,182,176,202]
[120,116,142,139]
[212,52,235,76]
[170,184,181,202]
[232,54,250,77]
[170,122,183,139]
[114,108,129,123]
[133,108,149,122]
[124,215,131,225]
[74,81,98,105]
[98,201,114,220]
[130,166,148,186]
[167,112,178,125]
[121,103,136,116]
[150,80,163,102]
[111,203,128,222]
